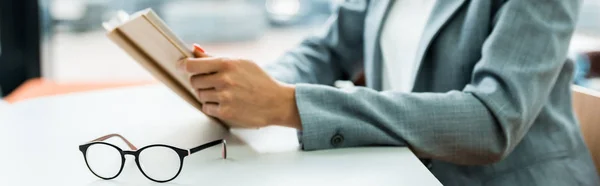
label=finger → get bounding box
[193,43,210,58]
[202,103,221,117]
[183,57,227,75]
[196,89,221,103]
[190,73,225,89]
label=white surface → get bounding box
[0,100,8,112]
[380,0,436,92]
[0,85,441,186]
[0,100,9,117]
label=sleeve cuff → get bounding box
[295,84,342,150]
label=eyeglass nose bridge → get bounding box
[123,150,137,156]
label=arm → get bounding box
[263,1,368,85]
[295,0,581,165]
[189,139,227,159]
[90,133,138,150]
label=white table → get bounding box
[0,85,441,186]
[0,100,8,112]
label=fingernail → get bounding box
[193,43,205,53]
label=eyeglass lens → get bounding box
[137,146,183,181]
[84,143,123,179]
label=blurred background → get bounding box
[1,0,600,99]
[43,0,337,82]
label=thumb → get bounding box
[192,43,210,58]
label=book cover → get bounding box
[104,9,203,112]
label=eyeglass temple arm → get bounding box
[189,139,226,159]
[90,133,138,151]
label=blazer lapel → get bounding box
[412,0,466,90]
[364,0,392,90]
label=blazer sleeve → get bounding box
[294,0,581,165]
[262,1,368,85]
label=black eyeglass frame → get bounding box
[78,134,226,183]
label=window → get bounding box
[571,0,600,90]
[571,0,600,53]
[43,0,335,83]
[576,0,600,35]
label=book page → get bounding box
[144,10,193,58]
[106,29,203,111]
[118,17,196,95]
[105,9,237,127]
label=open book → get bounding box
[103,9,203,112]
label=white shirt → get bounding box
[380,0,437,92]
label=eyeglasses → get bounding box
[78,134,226,183]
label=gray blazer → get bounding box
[264,0,600,185]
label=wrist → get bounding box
[274,83,302,130]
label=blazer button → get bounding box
[330,134,344,147]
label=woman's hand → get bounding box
[179,45,301,129]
